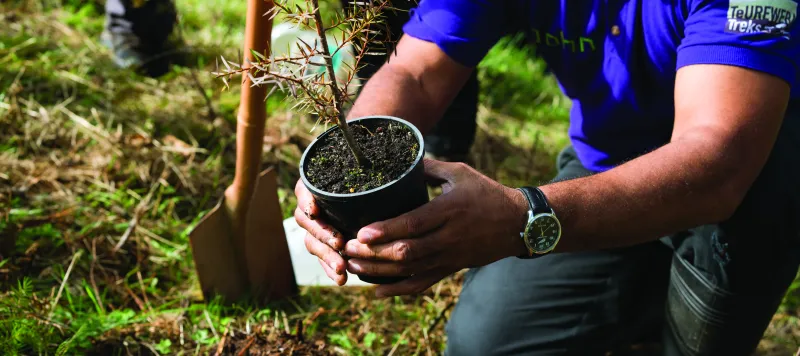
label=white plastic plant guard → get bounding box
[271,22,360,97]
[283,217,370,286]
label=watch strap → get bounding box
[516,187,547,259]
[518,186,551,215]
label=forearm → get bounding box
[345,64,446,133]
[539,133,751,253]
[524,65,791,255]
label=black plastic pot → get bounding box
[299,116,429,284]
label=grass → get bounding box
[0,0,799,355]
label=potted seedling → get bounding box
[216,0,428,284]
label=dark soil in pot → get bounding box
[300,116,429,285]
[305,120,418,193]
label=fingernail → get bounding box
[344,243,357,256]
[327,238,339,249]
[357,230,374,243]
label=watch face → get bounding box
[526,213,561,253]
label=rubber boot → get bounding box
[102,0,177,77]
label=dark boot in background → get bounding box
[101,0,177,77]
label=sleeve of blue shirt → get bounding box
[677,0,800,88]
[401,0,509,67]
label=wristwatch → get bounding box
[517,186,562,258]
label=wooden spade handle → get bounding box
[228,0,274,218]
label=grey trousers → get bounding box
[445,102,800,355]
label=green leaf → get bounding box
[83,282,105,316]
[9,208,44,217]
[362,332,377,348]
[250,49,267,61]
[55,324,89,356]
[155,339,172,355]
[329,331,353,349]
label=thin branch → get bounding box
[310,0,369,166]
[215,0,398,167]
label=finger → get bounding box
[423,159,448,187]
[344,237,440,262]
[422,158,461,182]
[374,267,454,297]
[319,258,347,286]
[295,207,344,250]
[304,233,346,275]
[295,179,318,220]
[356,198,450,244]
[346,253,441,277]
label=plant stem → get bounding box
[310,0,370,167]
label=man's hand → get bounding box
[294,180,348,286]
[293,34,475,288]
[342,159,529,297]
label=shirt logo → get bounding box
[529,29,597,53]
[726,0,797,38]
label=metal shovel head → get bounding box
[189,167,297,304]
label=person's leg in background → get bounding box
[102,0,177,77]
[341,0,479,163]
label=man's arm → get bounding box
[336,64,792,298]
[345,35,474,134]
[539,64,790,252]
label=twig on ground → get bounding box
[89,238,107,314]
[58,106,122,156]
[237,335,257,356]
[136,270,152,312]
[387,327,410,356]
[287,297,307,314]
[49,250,82,319]
[295,318,304,341]
[26,313,67,332]
[426,299,455,335]
[138,226,185,251]
[114,169,163,252]
[124,285,147,311]
[205,309,219,339]
[15,207,76,230]
[283,310,291,334]
[138,342,160,355]
[214,332,227,356]
[189,67,217,121]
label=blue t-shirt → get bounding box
[402,0,800,172]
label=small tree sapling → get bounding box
[215,0,430,285]
[215,0,399,168]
